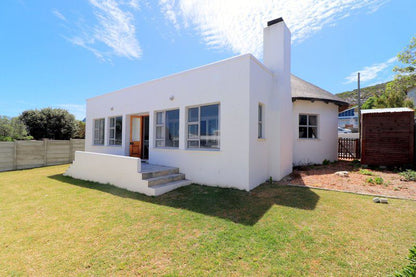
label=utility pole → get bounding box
[358,72,361,135]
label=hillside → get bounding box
[335,81,389,106]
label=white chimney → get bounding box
[263,17,291,80]
[263,18,293,181]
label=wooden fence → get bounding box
[338,138,360,160]
[0,139,84,172]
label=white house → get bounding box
[65,18,347,196]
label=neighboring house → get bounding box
[407,86,416,106]
[65,18,347,196]
[338,106,358,131]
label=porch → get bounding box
[64,151,191,196]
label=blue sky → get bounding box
[1,0,415,119]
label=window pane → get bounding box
[188,108,198,122]
[156,140,164,147]
[258,123,262,138]
[110,118,115,127]
[309,127,318,138]
[299,127,307,138]
[299,115,307,125]
[258,105,262,121]
[201,104,218,118]
[115,117,122,145]
[156,112,163,125]
[165,109,179,147]
[188,124,198,139]
[110,129,115,138]
[199,104,219,148]
[200,138,219,148]
[187,140,199,148]
[156,126,163,139]
[309,115,317,126]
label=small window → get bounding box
[258,104,264,138]
[155,109,179,148]
[93,118,105,145]
[299,114,318,139]
[186,104,220,149]
[109,116,122,145]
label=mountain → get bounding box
[335,81,389,106]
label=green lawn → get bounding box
[0,165,415,276]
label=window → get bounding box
[155,109,179,147]
[187,104,220,149]
[258,103,264,138]
[109,116,122,145]
[299,114,318,139]
[93,118,105,145]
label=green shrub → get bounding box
[322,159,330,165]
[395,245,416,277]
[359,169,374,176]
[399,170,416,182]
[0,136,13,141]
[367,177,384,185]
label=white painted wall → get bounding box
[263,19,293,181]
[86,54,259,191]
[248,58,273,189]
[292,100,339,165]
[64,151,189,196]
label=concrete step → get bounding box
[148,179,192,196]
[146,173,185,187]
[141,167,179,179]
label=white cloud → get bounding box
[52,9,67,22]
[159,0,180,29]
[65,0,142,61]
[344,57,397,84]
[56,104,86,120]
[158,0,389,57]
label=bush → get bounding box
[395,245,416,277]
[322,159,330,165]
[359,169,374,176]
[367,177,384,185]
[19,108,78,140]
[399,170,416,182]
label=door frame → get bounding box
[129,114,149,159]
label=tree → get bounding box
[73,120,85,139]
[0,116,31,141]
[362,35,416,109]
[19,108,78,140]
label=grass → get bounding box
[1,165,416,276]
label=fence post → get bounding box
[13,141,17,170]
[69,139,73,163]
[44,139,48,166]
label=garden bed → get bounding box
[280,161,416,200]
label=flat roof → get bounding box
[361,107,414,114]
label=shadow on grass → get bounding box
[48,174,320,226]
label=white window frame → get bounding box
[186,103,220,149]
[154,109,180,148]
[109,116,122,146]
[258,103,265,139]
[93,118,105,145]
[299,114,318,139]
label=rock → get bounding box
[373,197,388,204]
[335,171,349,177]
[380,198,388,204]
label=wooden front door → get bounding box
[129,115,149,159]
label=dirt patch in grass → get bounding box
[280,161,416,200]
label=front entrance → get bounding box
[130,115,149,159]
